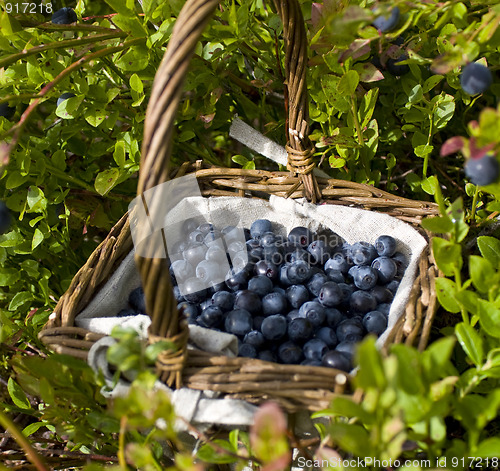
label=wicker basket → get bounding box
[39,0,440,412]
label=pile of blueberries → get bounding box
[154,218,407,373]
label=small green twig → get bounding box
[118,415,128,469]
[470,185,480,222]
[0,409,49,471]
[0,31,127,69]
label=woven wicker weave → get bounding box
[40,0,440,412]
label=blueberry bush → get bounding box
[1,0,500,468]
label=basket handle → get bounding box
[135,0,319,386]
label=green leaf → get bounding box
[232,155,248,166]
[355,337,386,390]
[328,423,371,457]
[31,228,44,250]
[469,255,495,293]
[94,168,120,196]
[421,216,454,234]
[477,236,500,268]
[115,46,149,71]
[113,141,126,168]
[130,73,144,107]
[8,377,31,410]
[0,268,20,286]
[338,70,359,97]
[51,150,67,171]
[6,171,29,189]
[432,237,462,276]
[104,0,136,15]
[478,300,500,338]
[455,322,483,366]
[84,106,108,128]
[197,442,239,464]
[112,13,147,38]
[435,278,461,313]
[22,422,46,437]
[55,95,83,120]
[358,88,379,129]
[473,438,500,457]
[423,75,444,93]
[455,289,479,316]
[9,291,32,311]
[321,75,350,112]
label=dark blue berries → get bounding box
[161,218,406,369]
[373,7,400,32]
[464,154,500,187]
[52,7,77,24]
[0,103,15,120]
[460,62,493,95]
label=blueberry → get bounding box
[243,330,265,348]
[336,318,365,343]
[254,260,279,280]
[324,253,351,275]
[253,316,265,331]
[260,232,277,247]
[303,339,329,362]
[315,326,338,348]
[173,285,185,303]
[262,244,285,265]
[337,283,355,306]
[298,301,326,328]
[460,62,493,95]
[178,302,199,322]
[258,350,277,362]
[196,260,222,283]
[129,287,146,313]
[211,291,235,311]
[0,103,15,120]
[250,219,272,239]
[373,6,400,32]
[225,267,251,291]
[351,266,379,290]
[278,341,304,364]
[363,310,388,335]
[234,289,262,315]
[385,280,400,295]
[182,278,208,304]
[197,223,215,235]
[307,240,330,265]
[248,275,274,297]
[199,305,224,328]
[204,229,223,246]
[52,7,77,24]
[321,351,352,372]
[225,309,253,336]
[377,303,391,316]
[326,269,345,283]
[199,299,212,311]
[231,251,252,272]
[287,260,312,284]
[188,230,205,244]
[182,217,200,235]
[465,154,500,186]
[288,317,314,344]
[369,285,394,304]
[375,235,397,257]
[261,314,287,340]
[318,281,343,307]
[0,202,11,234]
[183,243,207,267]
[391,252,407,277]
[288,226,314,248]
[205,245,228,263]
[262,292,288,316]
[350,290,377,314]
[286,285,310,309]
[286,309,301,322]
[239,343,258,358]
[117,308,137,317]
[246,238,261,250]
[307,272,328,297]
[325,308,343,328]
[335,341,358,360]
[273,286,286,296]
[351,242,377,266]
[371,256,397,284]
[386,54,410,76]
[279,264,293,287]
[286,247,310,264]
[56,92,76,107]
